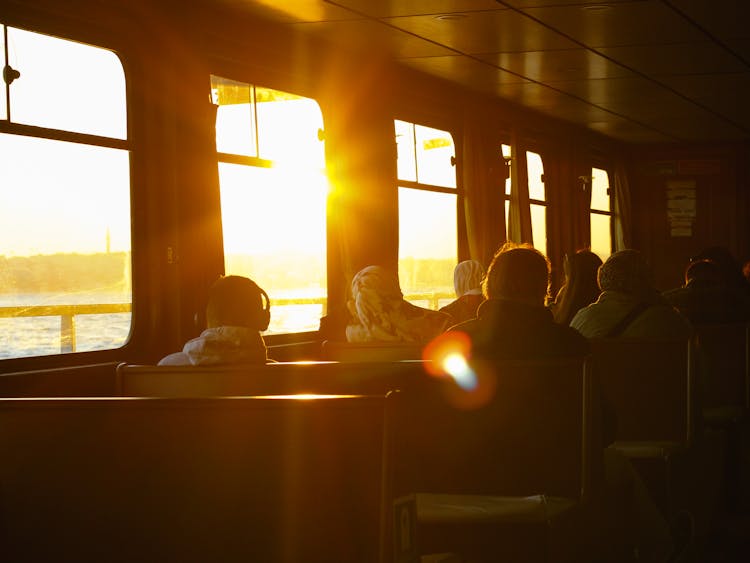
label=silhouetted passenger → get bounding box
[571,249,692,339]
[449,243,589,359]
[691,245,750,295]
[663,259,750,324]
[550,249,603,326]
[438,259,485,324]
[159,275,271,365]
[345,265,453,343]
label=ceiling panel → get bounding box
[665,0,750,40]
[383,9,578,54]
[478,48,634,81]
[326,0,505,18]
[597,42,747,76]
[521,2,707,48]
[586,117,674,144]
[215,0,359,23]
[403,56,529,87]
[292,19,457,58]
[545,76,677,107]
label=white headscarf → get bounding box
[346,265,450,343]
[453,259,485,297]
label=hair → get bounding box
[483,242,550,305]
[205,275,270,331]
[554,249,603,325]
[690,246,745,289]
[685,259,723,286]
[597,249,653,297]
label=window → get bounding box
[395,120,457,309]
[0,25,131,360]
[212,76,327,334]
[501,144,512,241]
[527,151,547,254]
[590,167,612,261]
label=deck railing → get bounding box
[0,291,453,353]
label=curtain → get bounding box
[613,158,633,250]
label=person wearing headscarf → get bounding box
[439,259,486,324]
[345,265,453,343]
[570,249,692,339]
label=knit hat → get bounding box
[597,249,653,297]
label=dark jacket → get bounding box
[449,298,590,360]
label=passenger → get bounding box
[662,258,750,324]
[449,243,589,359]
[690,245,750,295]
[158,275,271,365]
[345,265,453,343]
[570,249,692,339]
[448,243,674,562]
[438,259,485,324]
[550,248,603,326]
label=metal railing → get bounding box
[0,291,454,354]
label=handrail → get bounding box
[0,291,454,354]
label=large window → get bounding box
[527,151,547,254]
[212,76,327,334]
[395,120,457,309]
[590,167,612,260]
[0,25,131,360]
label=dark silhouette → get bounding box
[159,275,271,365]
[550,249,603,326]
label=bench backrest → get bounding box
[0,395,391,563]
[391,357,595,501]
[693,322,749,409]
[588,338,694,445]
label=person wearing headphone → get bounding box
[158,275,271,365]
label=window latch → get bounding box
[3,64,20,86]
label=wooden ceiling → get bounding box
[213,0,750,144]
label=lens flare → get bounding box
[442,352,478,390]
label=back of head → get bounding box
[206,275,270,331]
[350,265,402,303]
[453,259,485,297]
[597,249,654,298]
[484,243,550,306]
[556,249,603,324]
[691,246,745,289]
[685,259,723,286]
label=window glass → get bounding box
[398,187,457,309]
[414,124,456,188]
[527,151,545,201]
[396,119,458,308]
[214,79,327,334]
[591,167,610,211]
[7,27,126,138]
[395,120,417,182]
[591,214,612,262]
[1,26,7,120]
[502,144,511,196]
[530,204,547,254]
[212,76,256,157]
[0,136,131,359]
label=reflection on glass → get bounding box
[395,120,417,182]
[531,204,547,254]
[7,27,126,138]
[591,167,611,211]
[591,214,612,262]
[527,151,545,201]
[0,134,132,359]
[398,187,457,305]
[212,76,256,157]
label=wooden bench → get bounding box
[390,357,602,563]
[0,395,392,563]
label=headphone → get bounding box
[255,284,271,332]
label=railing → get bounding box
[0,291,454,354]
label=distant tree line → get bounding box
[0,253,130,294]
